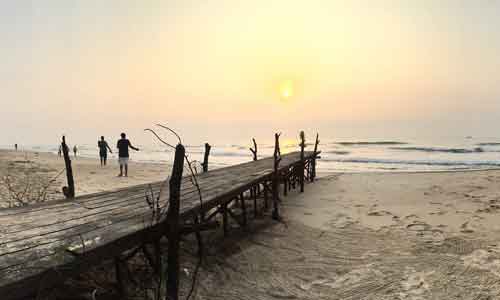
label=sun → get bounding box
[279,79,294,101]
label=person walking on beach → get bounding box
[117,133,139,177]
[73,145,78,157]
[98,136,113,166]
[58,145,62,157]
[14,144,17,151]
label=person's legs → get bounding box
[125,164,128,177]
[118,157,124,176]
[104,156,107,166]
[100,156,103,166]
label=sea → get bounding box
[3,136,500,175]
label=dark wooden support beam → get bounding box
[115,258,126,299]
[61,136,75,198]
[249,138,258,161]
[240,193,247,226]
[263,183,269,210]
[201,143,211,173]
[253,187,258,218]
[272,133,281,220]
[166,144,185,300]
[312,133,320,182]
[194,216,203,258]
[299,131,306,193]
[222,203,228,236]
[283,177,288,196]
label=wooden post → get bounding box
[272,133,281,220]
[194,216,203,257]
[253,187,258,217]
[263,183,269,210]
[166,144,185,300]
[222,203,228,236]
[115,258,126,299]
[61,136,75,198]
[312,133,320,182]
[299,131,305,193]
[249,138,258,161]
[283,178,288,196]
[240,193,247,226]
[202,143,211,173]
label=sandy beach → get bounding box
[2,150,500,298]
[175,170,500,299]
[0,150,170,208]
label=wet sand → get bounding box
[2,150,500,299]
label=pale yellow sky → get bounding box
[1,1,500,145]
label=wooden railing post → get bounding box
[299,131,305,193]
[272,133,281,220]
[249,138,258,161]
[166,144,185,300]
[312,133,320,182]
[61,136,75,198]
[202,143,211,173]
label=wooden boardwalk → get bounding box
[0,150,318,299]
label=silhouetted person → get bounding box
[117,133,139,177]
[14,144,17,151]
[58,145,62,157]
[73,145,78,157]
[98,136,113,166]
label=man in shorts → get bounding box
[117,133,139,177]
[98,136,113,166]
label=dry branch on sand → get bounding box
[0,158,63,208]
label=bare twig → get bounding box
[156,123,182,144]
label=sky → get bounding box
[1,0,500,146]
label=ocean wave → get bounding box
[326,150,350,155]
[210,151,250,157]
[477,142,500,146]
[322,157,500,167]
[335,141,407,146]
[390,146,484,154]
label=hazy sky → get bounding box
[1,0,500,146]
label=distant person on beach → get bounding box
[117,133,139,177]
[98,136,113,166]
[73,145,78,157]
[58,145,62,157]
[14,144,17,151]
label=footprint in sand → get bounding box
[404,214,419,220]
[407,222,445,242]
[429,210,446,216]
[367,210,392,216]
[399,269,432,299]
[460,221,474,234]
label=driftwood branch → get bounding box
[201,143,211,173]
[61,136,75,198]
[249,138,258,161]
